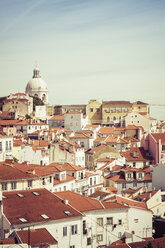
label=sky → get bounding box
[0,0,165,119]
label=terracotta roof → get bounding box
[133,190,158,202]
[54,175,75,185]
[0,238,15,244]
[3,188,82,225]
[121,147,153,162]
[49,115,64,121]
[0,120,20,126]
[16,228,57,246]
[55,190,103,212]
[13,140,24,146]
[151,133,165,143]
[98,127,114,135]
[102,101,132,105]
[49,163,84,172]
[125,125,143,130]
[70,133,92,139]
[128,237,165,248]
[0,162,37,180]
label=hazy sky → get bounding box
[0,0,165,117]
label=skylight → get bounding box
[64,211,73,216]
[41,214,49,219]
[17,193,24,198]
[32,191,40,196]
[19,217,28,223]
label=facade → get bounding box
[86,100,102,124]
[141,133,165,164]
[2,93,33,117]
[125,111,157,133]
[0,161,54,192]
[0,132,13,161]
[48,115,64,128]
[102,101,132,124]
[104,167,152,194]
[64,111,88,133]
[25,67,48,104]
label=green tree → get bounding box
[32,96,44,111]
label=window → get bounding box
[19,218,27,223]
[70,246,75,248]
[41,214,49,219]
[0,142,2,152]
[64,186,66,191]
[107,217,113,225]
[49,176,52,183]
[118,232,122,238]
[17,193,24,198]
[107,116,110,122]
[133,182,137,188]
[113,116,116,121]
[83,220,87,234]
[32,191,40,196]
[97,234,103,242]
[133,162,136,167]
[138,173,143,179]
[113,107,116,112]
[9,141,12,151]
[127,173,132,178]
[90,177,92,186]
[118,107,122,112]
[71,225,77,235]
[28,180,32,188]
[6,141,8,151]
[118,219,122,225]
[42,178,45,185]
[97,218,103,226]
[1,183,7,191]
[96,108,100,113]
[64,211,73,216]
[94,177,96,184]
[125,107,128,112]
[134,219,139,223]
[162,145,165,151]
[87,238,91,245]
[80,142,84,147]
[11,182,17,190]
[122,183,126,189]
[90,108,93,112]
[63,226,67,236]
[106,107,110,113]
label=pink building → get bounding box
[141,133,165,164]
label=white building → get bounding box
[125,111,157,133]
[25,67,48,105]
[64,111,88,133]
[0,132,13,161]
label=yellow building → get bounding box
[3,93,33,117]
[102,101,132,123]
[86,99,102,124]
[132,101,149,114]
[46,105,54,116]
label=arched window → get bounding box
[34,94,38,97]
[113,116,116,121]
[107,116,110,122]
[42,94,46,102]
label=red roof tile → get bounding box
[16,228,57,246]
[3,188,82,225]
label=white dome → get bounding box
[26,77,48,91]
[25,67,48,104]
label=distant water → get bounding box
[150,105,165,121]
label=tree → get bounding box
[32,96,44,111]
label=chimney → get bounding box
[63,199,69,205]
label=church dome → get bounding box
[25,68,48,92]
